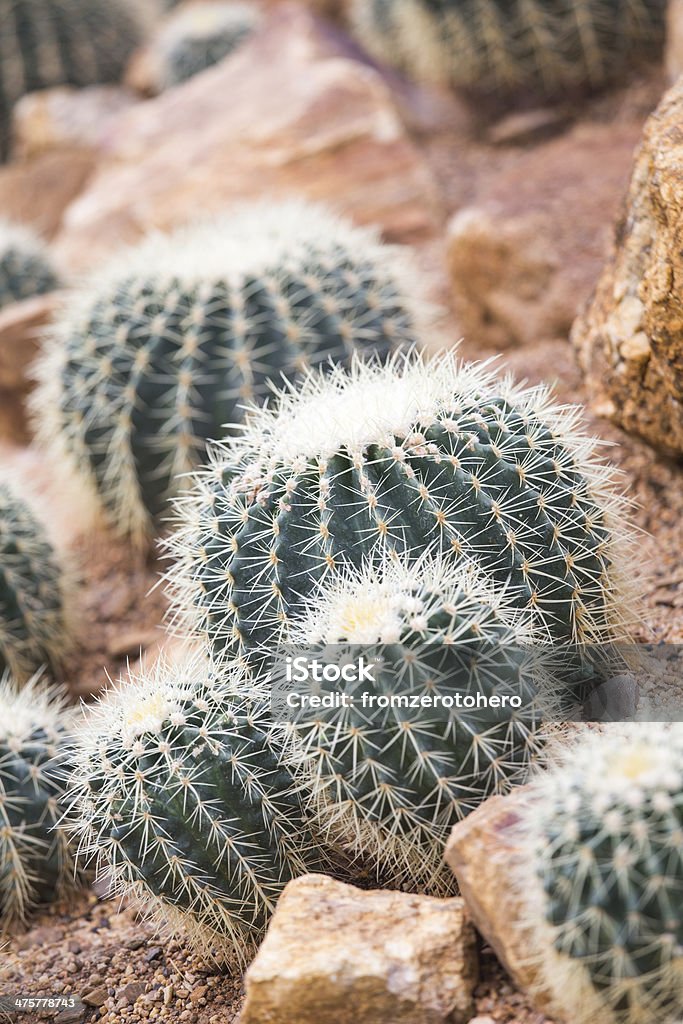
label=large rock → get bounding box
[0,293,63,443]
[447,124,642,349]
[12,86,138,160]
[241,873,478,1024]
[572,79,683,456]
[56,6,440,273]
[0,150,95,239]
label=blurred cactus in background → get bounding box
[0,222,58,311]
[157,2,261,88]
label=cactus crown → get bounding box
[159,2,261,87]
[281,553,546,891]
[0,482,70,683]
[352,0,667,100]
[513,724,683,1024]
[0,673,77,927]
[167,350,635,660]
[36,201,421,545]
[66,651,320,964]
[0,222,58,310]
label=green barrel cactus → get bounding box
[508,723,683,1024]
[280,553,546,892]
[168,352,634,661]
[0,673,79,927]
[0,0,146,160]
[158,2,261,88]
[0,482,70,682]
[351,0,667,101]
[67,651,321,964]
[35,202,420,545]
[0,222,59,311]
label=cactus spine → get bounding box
[66,652,320,964]
[281,554,546,892]
[0,482,70,682]
[158,2,261,88]
[0,0,145,160]
[36,202,420,545]
[0,674,78,927]
[351,0,667,101]
[0,222,58,310]
[168,352,634,661]
[508,723,683,1024]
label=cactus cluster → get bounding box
[157,2,261,88]
[281,554,546,891]
[0,0,146,160]
[510,723,683,1024]
[35,202,419,544]
[67,652,320,964]
[0,482,69,683]
[0,222,58,311]
[0,674,78,927]
[351,0,668,101]
[168,351,633,662]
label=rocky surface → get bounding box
[0,293,63,443]
[666,0,683,82]
[12,86,139,160]
[572,76,683,456]
[241,874,478,1024]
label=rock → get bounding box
[0,150,95,240]
[82,988,108,1008]
[444,793,555,1017]
[666,0,683,83]
[485,107,571,147]
[12,86,138,160]
[56,6,440,273]
[572,79,683,456]
[447,123,642,349]
[0,292,63,443]
[241,873,478,1024]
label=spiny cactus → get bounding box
[0,673,79,927]
[0,222,58,311]
[168,351,635,663]
[0,482,70,683]
[0,0,146,160]
[280,553,546,892]
[508,723,683,1024]
[157,2,261,88]
[35,202,420,545]
[66,651,321,964]
[351,0,667,101]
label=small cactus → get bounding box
[351,0,667,101]
[0,0,146,160]
[508,723,683,1024]
[0,673,78,927]
[35,202,420,544]
[66,651,321,964]
[0,222,58,311]
[281,554,546,892]
[168,352,634,661]
[0,482,70,683]
[157,2,261,88]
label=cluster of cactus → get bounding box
[0,0,146,160]
[0,674,79,927]
[0,482,70,683]
[351,0,668,101]
[280,554,547,892]
[66,651,320,963]
[0,222,59,311]
[157,2,261,88]
[507,723,683,1024]
[168,351,633,658]
[35,202,420,544]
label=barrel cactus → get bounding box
[0,222,58,311]
[66,651,320,964]
[35,202,420,545]
[279,553,546,892]
[0,674,78,927]
[157,2,261,88]
[0,482,70,682]
[168,352,634,662]
[507,723,683,1024]
[0,0,146,160]
[351,0,667,101]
